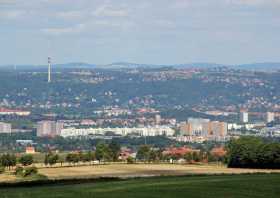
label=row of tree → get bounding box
[0,154,33,169]
[136,145,226,163]
[47,142,121,166]
[227,137,280,169]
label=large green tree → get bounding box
[95,143,111,162]
[136,145,151,162]
[227,137,280,169]
[109,141,121,162]
[44,153,59,166]
[19,155,33,166]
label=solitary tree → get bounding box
[19,155,33,166]
[96,143,111,162]
[109,141,121,162]
[44,153,59,166]
[184,153,193,163]
[137,145,151,162]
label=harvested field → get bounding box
[38,164,280,179]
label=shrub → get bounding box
[127,156,135,164]
[22,166,38,177]
[15,166,38,177]
[15,166,24,176]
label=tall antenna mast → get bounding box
[48,56,51,83]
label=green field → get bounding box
[1,174,280,198]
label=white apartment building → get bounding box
[60,126,175,138]
[266,112,275,123]
[240,112,249,123]
[0,122,12,133]
[37,121,64,137]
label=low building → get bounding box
[25,146,36,154]
[0,108,30,116]
[162,147,196,156]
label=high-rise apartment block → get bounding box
[155,114,161,125]
[240,112,249,123]
[266,112,275,123]
[37,121,63,137]
[179,118,227,140]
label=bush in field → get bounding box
[22,167,38,177]
[127,156,135,164]
[15,166,38,177]
[15,166,24,176]
[19,155,33,166]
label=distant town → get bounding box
[1,64,280,154]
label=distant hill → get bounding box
[0,63,96,70]
[1,62,280,70]
[235,62,280,71]
[97,62,224,69]
[98,62,280,70]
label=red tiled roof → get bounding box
[163,147,194,156]
[0,107,28,113]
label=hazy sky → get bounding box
[0,0,280,65]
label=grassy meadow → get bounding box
[0,174,279,198]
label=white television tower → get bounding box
[48,57,51,83]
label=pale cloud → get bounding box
[1,0,280,65]
[227,0,280,6]
[56,11,85,20]
[0,10,26,19]
[41,23,86,35]
[92,5,129,17]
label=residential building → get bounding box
[155,114,161,125]
[0,108,30,116]
[0,122,12,133]
[266,112,275,123]
[240,112,249,123]
[37,121,64,137]
[179,118,227,141]
[60,126,175,138]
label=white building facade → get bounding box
[60,126,175,138]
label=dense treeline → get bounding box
[227,137,280,169]
[0,132,202,152]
